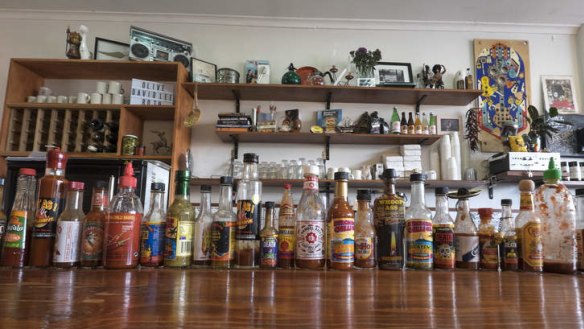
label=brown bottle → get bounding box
[328,171,354,270]
[374,169,405,270]
[80,181,108,268]
[354,189,376,269]
[29,148,68,267]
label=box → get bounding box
[401,144,421,150]
[384,156,404,162]
[403,155,422,162]
[403,161,423,170]
[488,152,561,174]
[401,149,422,156]
[130,79,175,105]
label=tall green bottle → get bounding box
[164,169,195,268]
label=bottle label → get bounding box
[32,197,63,238]
[415,125,423,134]
[479,233,499,269]
[331,217,355,263]
[140,222,165,264]
[81,221,105,261]
[391,121,401,134]
[165,217,193,260]
[376,222,405,267]
[303,178,319,190]
[279,203,294,217]
[520,222,543,268]
[54,221,81,263]
[92,190,108,208]
[407,126,415,134]
[502,236,519,268]
[576,229,584,270]
[455,234,479,263]
[261,236,278,267]
[401,125,408,134]
[405,219,433,267]
[236,200,261,240]
[210,221,235,261]
[355,237,374,260]
[296,221,325,260]
[104,213,142,265]
[519,194,533,211]
[278,226,295,260]
[433,224,455,269]
[193,221,212,261]
[4,210,28,250]
[429,125,437,135]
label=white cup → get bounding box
[26,96,37,103]
[38,86,52,96]
[96,81,108,94]
[90,92,102,104]
[112,94,124,105]
[36,95,47,103]
[425,170,437,180]
[68,96,78,104]
[76,92,90,104]
[352,169,362,180]
[102,93,112,104]
[327,167,337,180]
[47,96,57,103]
[57,95,68,103]
[109,81,124,94]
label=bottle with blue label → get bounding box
[260,202,278,269]
[140,183,166,267]
[405,173,433,270]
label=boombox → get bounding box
[129,26,192,71]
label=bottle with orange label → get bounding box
[478,208,499,270]
[405,173,433,270]
[80,181,108,268]
[328,171,354,270]
[432,187,455,270]
[515,179,543,272]
[277,184,296,268]
[354,189,376,269]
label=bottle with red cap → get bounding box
[103,162,144,269]
[29,147,68,267]
[53,181,86,268]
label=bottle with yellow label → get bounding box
[277,184,296,268]
[355,189,376,269]
[374,169,405,270]
[328,171,354,270]
[405,173,433,270]
[515,179,543,272]
[478,208,499,270]
[164,168,195,268]
[432,187,455,270]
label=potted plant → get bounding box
[526,105,572,151]
[350,47,382,78]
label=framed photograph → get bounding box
[440,118,460,133]
[542,75,579,114]
[374,62,416,87]
[244,60,270,84]
[94,37,129,60]
[357,78,376,87]
[191,58,217,83]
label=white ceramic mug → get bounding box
[38,86,52,96]
[327,167,337,180]
[109,81,124,94]
[76,92,90,104]
[26,96,37,103]
[68,96,78,104]
[36,95,47,103]
[96,81,108,94]
[57,95,68,103]
[112,93,124,105]
[352,169,362,180]
[90,92,102,104]
[102,93,112,104]
[47,95,57,103]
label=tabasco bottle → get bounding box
[260,202,278,269]
[80,181,108,268]
[164,168,195,268]
[354,189,376,269]
[478,208,499,270]
[433,187,455,270]
[277,184,296,268]
[453,189,479,270]
[328,171,354,270]
[103,162,143,269]
[499,199,518,271]
[400,112,408,135]
[210,176,236,268]
[515,179,543,272]
[140,183,166,267]
[405,173,433,270]
[53,181,85,268]
[374,169,405,270]
[29,147,68,267]
[1,168,36,267]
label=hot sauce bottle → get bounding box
[235,153,262,268]
[210,176,236,269]
[277,184,296,268]
[374,169,405,270]
[53,181,85,268]
[404,173,433,270]
[0,178,6,250]
[29,147,68,267]
[103,162,143,269]
[432,187,455,270]
[515,179,543,272]
[354,189,376,269]
[80,181,108,268]
[478,208,499,270]
[328,171,354,270]
[452,188,479,270]
[499,199,518,271]
[140,183,166,267]
[260,202,278,269]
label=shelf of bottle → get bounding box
[493,171,583,187]
[0,151,172,162]
[7,104,175,121]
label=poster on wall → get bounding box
[474,39,531,152]
[541,75,579,114]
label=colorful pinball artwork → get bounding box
[473,40,531,152]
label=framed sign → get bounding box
[542,75,579,114]
[374,62,415,87]
[191,58,217,83]
[94,37,129,60]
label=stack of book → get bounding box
[216,113,252,132]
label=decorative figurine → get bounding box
[66,26,81,59]
[281,63,301,85]
[79,25,91,60]
[421,64,447,89]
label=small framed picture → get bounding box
[542,75,579,114]
[244,60,270,84]
[94,37,130,60]
[374,62,416,87]
[357,78,376,87]
[191,58,217,83]
[440,118,460,133]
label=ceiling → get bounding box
[1,0,584,26]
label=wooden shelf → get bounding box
[7,103,123,110]
[0,151,171,162]
[493,170,582,187]
[216,131,441,146]
[124,105,175,120]
[185,83,481,106]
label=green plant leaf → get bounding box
[549,107,559,117]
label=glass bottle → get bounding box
[103,162,143,269]
[328,171,354,270]
[193,185,213,267]
[429,112,437,135]
[278,184,296,268]
[295,165,326,270]
[516,179,543,272]
[390,107,401,134]
[0,178,6,249]
[499,199,518,271]
[432,187,455,270]
[354,189,376,269]
[404,173,433,270]
[235,153,262,268]
[465,68,473,89]
[53,181,85,268]
[260,202,278,269]
[577,189,584,271]
[400,112,408,135]
[30,147,68,267]
[164,168,195,268]
[414,112,423,134]
[139,183,166,267]
[210,176,236,268]
[374,169,405,270]
[80,181,108,268]
[407,112,415,135]
[422,113,429,135]
[1,168,36,267]
[478,208,499,270]
[534,158,576,274]
[453,189,479,270]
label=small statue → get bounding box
[66,26,81,59]
[420,64,447,89]
[79,25,91,60]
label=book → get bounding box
[316,109,342,133]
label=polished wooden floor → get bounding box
[0,268,582,328]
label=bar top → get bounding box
[0,269,582,328]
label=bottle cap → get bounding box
[151,182,165,191]
[264,201,275,209]
[47,147,67,170]
[561,161,567,166]
[334,171,349,180]
[0,177,4,186]
[19,168,36,176]
[201,185,211,193]
[543,158,561,180]
[357,189,371,201]
[569,161,578,166]
[435,187,449,195]
[68,181,85,190]
[283,183,292,189]
[119,162,137,188]
[501,199,512,206]
[220,176,233,185]
[478,208,493,217]
[576,188,584,197]
[380,168,398,180]
[410,173,427,182]
[243,153,259,163]
[304,165,319,176]
[518,179,535,192]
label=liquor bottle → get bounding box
[493,200,515,271]
[454,70,465,89]
[53,181,85,268]
[277,184,296,268]
[478,208,499,270]
[422,113,429,135]
[575,189,584,271]
[139,183,166,267]
[1,168,36,267]
[29,147,68,267]
[210,176,236,269]
[400,112,408,135]
[236,153,262,268]
[328,171,354,270]
[260,202,278,269]
[429,112,437,135]
[407,112,415,135]
[193,185,213,267]
[80,181,108,268]
[354,189,376,269]
[453,189,479,270]
[405,173,433,270]
[432,187,455,270]
[414,112,423,134]
[0,178,6,248]
[465,68,473,89]
[516,179,543,272]
[390,107,401,134]
[295,165,326,270]
[103,162,143,269]
[374,169,405,270]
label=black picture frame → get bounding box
[440,118,460,132]
[374,62,416,88]
[94,37,130,60]
[191,58,217,83]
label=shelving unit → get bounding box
[493,170,584,187]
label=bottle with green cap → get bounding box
[534,157,577,274]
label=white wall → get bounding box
[0,10,581,210]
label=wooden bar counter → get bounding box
[0,268,582,328]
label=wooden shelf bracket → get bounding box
[326,92,332,110]
[415,94,428,114]
[232,89,241,113]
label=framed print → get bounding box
[244,60,270,84]
[439,118,460,133]
[191,58,217,83]
[374,62,416,87]
[542,75,579,114]
[357,78,376,87]
[94,37,129,60]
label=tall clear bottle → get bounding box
[374,169,405,270]
[499,199,518,271]
[295,165,326,270]
[210,176,236,268]
[390,107,401,134]
[193,185,213,267]
[80,181,108,268]
[235,153,262,268]
[405,173,433,270]
[328,171,354,270]
[354,189,376,269]
[277,184,296,268]
[0,178,6,249]
[432,187,455,270]
[260,202,278,269]
[140,183,166,267]
[576,189,584,271]
[516,179,543,272]
[1,168,36,267]
[53,181,85,268]
[164,168,195,268]
[453,189,479,270]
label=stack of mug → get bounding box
[84,81,125,105]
